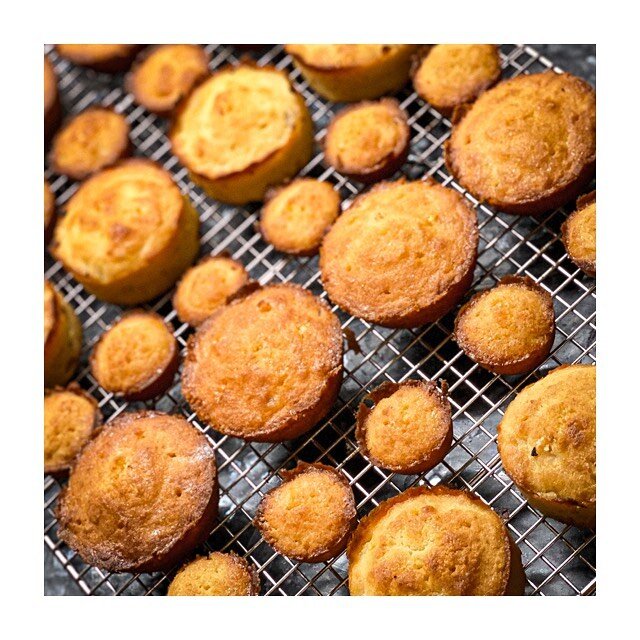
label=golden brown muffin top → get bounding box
[128,45,210,114]
[168,552,259,596]
[255,462,356,562]
[356,381,452,472]
[319,179,477,326]
[173,255,249,327]
[91,311,177,396]
[182,284,343,441]
[446,72,596,211]
[44,56,57,113]
[50,108,130,180]
[44,385,101,475]
[53,159,184,285]
[413,44,501,112]
[286,44,408,70]
[455,276,555,370]
[171,64,307,181]
[44,280,59,346]
[57,411,217,572]
[498,364,595,508]
[56,44,138,65]
[562,191,596,275]
[348,486,512,595]
[44,180,55,229]
[324,99,409,177]
[260,179,340,255]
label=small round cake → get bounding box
[44,55,61,144]
[347,486,525,595]
[356,380,453,474]
[412,44,501,115]
[182,284,343,442]
[285,44,418,102]
[255,462,357,563]
[52,159,199,305]
[497,364,596,528]
[127,44,210,116]
[55,44,142,72]
[171,64,313,204]
[562,190,596,276]
[454,275,555,375]
[57,411,219,573]
[49,107,130,180]
[44,179,56,245]
[168,552,259,596]
[260,179,340,255]
[324,99,410,183]
[90,311,179,401]
[445,72,596,216]
[319,179,478,328]
[44,384,101,476]
[173,255,249,327]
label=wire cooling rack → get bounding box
[44,44,596,596]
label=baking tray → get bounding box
[44,44,596,596]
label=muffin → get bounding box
[44,384,101,477]
[319,179,478,328]
[57,411,218,573]
[52,159,199,305]
[454,276,555,375]
[44,280,82,388]
[255,462,357,563]
[90,311,179,401]
[44,55,61,144]
[324,99,410,183]
[171,64,313,204]
[182,284,343,442]
[168,552,259,596]
[445,71,596,216]
[173,255,249,327]
[260,179,340,255]
[355,380,453,474]
[127,44,210,116]
[562,190,596,276]
[49,107,131,180]
[55,44,142,73]
[347,486,526,595]
[412,44,501,115]
[497,364,596,528]
[44,179,56,245]
[285,44,418,102]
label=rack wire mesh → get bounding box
[44,44,596,596]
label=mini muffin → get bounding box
[57,411,218,573]
[285,44,418,102]
[90,311,179,401]
[412,44,501,115]
[497,364,596,529]
[55,44,142,73]
[49,107,130,180]
[168,552,259,596]
[260,179,340,255]
[44,280,82,388]
[320,179,478,328]
[127,44,210,116]
[182,284,343,442]
[52,159,199,305]
[44,180,56,245]
[347,486,526,595]
[44,55,61,144]
[324,99,410,184]
[445,72,596,216]
[255,462,356,563]
[171,64,313,205]
[562,190,596,276]
[173,255,249,327]
[44,384,101,477]
[454,276,555,375]
[355,380,453,474]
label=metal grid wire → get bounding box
[44,44,596,596]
